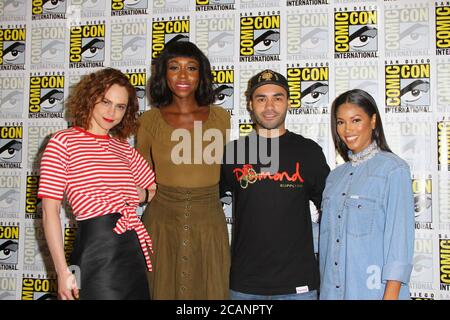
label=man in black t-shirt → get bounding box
[220,69,330,300]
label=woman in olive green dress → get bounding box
[137,41,230,299]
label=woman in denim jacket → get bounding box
[319,89,415,300]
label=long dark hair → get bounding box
[331,89,392,162]
[148,41,215,108]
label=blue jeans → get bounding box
[230,289,318,300]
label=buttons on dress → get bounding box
[342,193,346,196]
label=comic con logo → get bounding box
[335,62,378,98]
[125,71,146,111]
[385,62,431,112]
[31,25,65,68]
[385,6,429,55]
[0,225,19,269]
[64,225,77,263]
[25,175,41,219]
[0,126,22,169]
[412,178,432,225]
[0,175,20,217]
[287,12,328,59]
[440,237,450,291]
[32,0,66,19]
[240,13,281,62]
[152,18,190,60]
[29,74,64,118]
[239,120,255,137]
[0,27,26,70]
[212,68,234,111]
[196,15,234,62]
[436,5,450,55]
[111,21,146,66]
[111,0,148,15]
[334,9,378,58]
[0,75,24,115]
[287,65,329,114]
[22,277,57,300]
[23,224,51,271]
[195,0,235,11]
[69,23,105,68]
[437,121,450,171]
[411,237,433,286]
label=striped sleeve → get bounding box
[38,134,68,200]
[129,146,155,189]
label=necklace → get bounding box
[348,141,379,167]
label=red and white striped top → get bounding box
[38,126,156,271]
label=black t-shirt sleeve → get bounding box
[307,144,331,211]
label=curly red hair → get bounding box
[66,68,139,140]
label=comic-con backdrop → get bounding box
[0,0,449,300]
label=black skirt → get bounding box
[70,213,150,300]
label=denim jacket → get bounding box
[319,151,415,300]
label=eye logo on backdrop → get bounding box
[0,25,26,71]
[0,74,24,118]
[111,18,147,67]
[437,121,450,171]
[69,22,106,68]
[0,222,19,270]
[125,69,146,112]
[334,6,378,58]
[287,10,328,60]
[0,0,26,19]
[385,59,431,113]
[436,4,450,55]
[151,16,190,60]
[212,66,234,115]
[31,22,66,69]
[196,13,234,63]
[410,233,434,294]
[385,3,430,57]
[111,0,148,15]
[69,0,106,18]
[28,73,65,119]
[195,0,235,11]
[412,177,433,229]
[240,11,281,62]
[153,0,189,15]
[0,124,22,169]
[32,0,67,20]
[287,63,329,114]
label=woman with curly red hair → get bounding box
[38,68,156,300]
